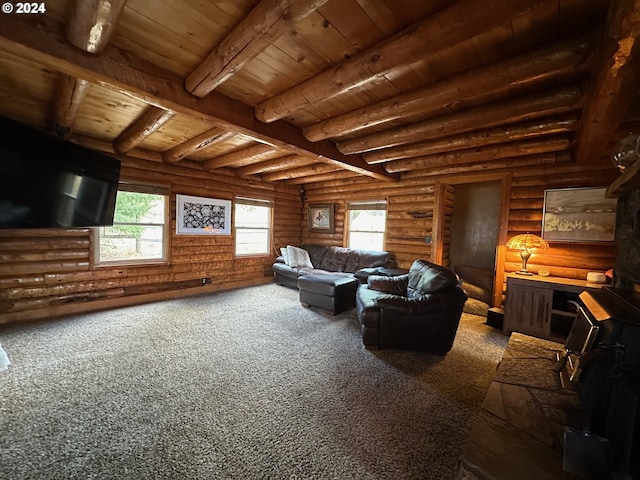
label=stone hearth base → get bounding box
[458,333,584,480]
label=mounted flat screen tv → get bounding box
[0,115,120,229]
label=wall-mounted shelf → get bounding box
[606,159,640,197]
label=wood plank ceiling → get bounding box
[0,0,639,186]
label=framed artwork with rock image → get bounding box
[176,194,231,235]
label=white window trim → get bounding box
[92,182,170,267]
[234,196,274,257]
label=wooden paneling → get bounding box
[0,156,301,325]
[301,159,619,301]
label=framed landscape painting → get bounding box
[542,187,617,243]
[176,194,231,235]
[308,204,334,233]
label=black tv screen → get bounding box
[0,115,120,229]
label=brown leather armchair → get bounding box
[355,259,468,353]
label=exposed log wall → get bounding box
[301,159,619,307]
[0,151,621,324]
[0,158,302,325]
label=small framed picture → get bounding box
[176,194,231,235]
[308,204,334,233]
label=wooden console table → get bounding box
[458,333,584,480]
[503,274,604,343]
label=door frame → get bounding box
[431,172,512,307]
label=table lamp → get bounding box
[506,233,549,275]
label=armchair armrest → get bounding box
[367,274,408,295]
[374,287,467,314]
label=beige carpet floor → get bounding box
[0,283,508,479]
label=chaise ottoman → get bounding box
[297,273,359,315]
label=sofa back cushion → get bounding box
[407,259,459,299]
[302,244,329,268]
[301,244,395,273]
[319,246,353,272]
[355,249,395,270]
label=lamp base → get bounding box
[515,270,533,276]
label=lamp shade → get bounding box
[506,233,549,251]
[506,233,549,275]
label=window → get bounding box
[235,197,273,256]
[94,183,168,265]
[347,200,387,250]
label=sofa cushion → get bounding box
[407,259,459,298]
[356,250,394,270]
[303,244,329,268]
[319,246,351,272]
[287,245,313,268]
[280,247,290,265]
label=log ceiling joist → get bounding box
[261,163,342,182]
[114,107,175,154]
[363,116,578,164]
[65,0,127,54]
[0,15,397,182]
[383,136,572,173]
[255,0,561,123]
[235,155,317,177]
[203,144,281,171]
[338,85,584,154]
[185,0,329,97]
[51,74,89,139]
[303,35,594,143]
[285,170,359,185]
[163,128,236,164]
[575,0,640,163]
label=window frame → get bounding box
[234,196,274,257]
[346,199,388,251]
[92,181,170,267]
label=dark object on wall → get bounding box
[0,114,121,229]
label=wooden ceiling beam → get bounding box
[65,0,127,54]
[0,15,397,182]
[261,164,341,182]
[363,116,578,164]
[235,154,314,177]
[403,152,569,179]
[304,35,593,142]
[51,0,126,138]
[255,0,560,123]
[71,133,235,174]
[114,107,175,154]
[163,128,236,163]
[203,144,279,170]
[575,0,640,164]
[338,85,583,154]
[51,74,89,138]
[185,0,328,96]
[285,170,358,185]
[384,136,572,173]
